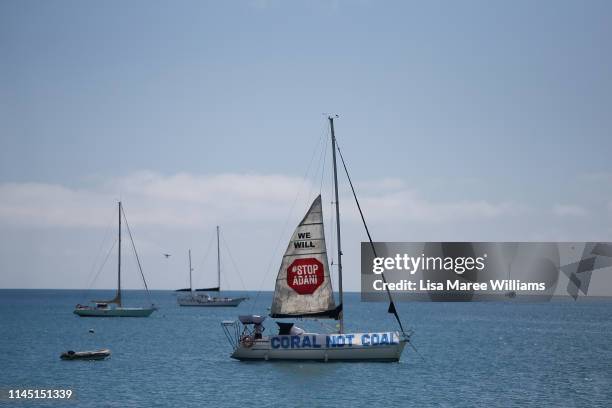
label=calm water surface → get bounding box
[0,290,611,407]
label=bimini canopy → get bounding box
[239,315,266,325]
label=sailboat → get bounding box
[176,226,247,307]
[74,202,156,317]
[222,117,410,361]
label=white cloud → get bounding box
[3,172,607,290]
[351,189,525,224]
[0,171,524,229]
[553,204,587,217]
[0,172,311,228]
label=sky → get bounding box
[1,0,612,291]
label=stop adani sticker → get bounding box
[287,258,324,295]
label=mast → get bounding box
[117,201,122,306]
[329,116,344,333]
[188,249,193,292]
[216,226,221,290]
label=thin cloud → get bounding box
[0,171,525,229]
[0,172,310,228]
[353,190,525,224]
[553,204,587,217]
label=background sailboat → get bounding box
[223,117,410,361]
[74,202,156,317]
[176,226,247,307]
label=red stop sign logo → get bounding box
[287,258,324,295]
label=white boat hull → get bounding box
[73,307,155,317]
[178,296,247,307]
[231,332,407,362]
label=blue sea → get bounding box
[0,290,611,407]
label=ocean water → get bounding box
[0,290,611,407]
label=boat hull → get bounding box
[231,332,407,362]
[60,349,111,360]
[178,297,247,307]
[73,307,155,317]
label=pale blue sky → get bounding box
[1,1,612,290]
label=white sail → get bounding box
[270,195,340,318]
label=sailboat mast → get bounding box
[329,116,344,333]
[216,226,221,290]
[188,249,193,292]
[117,201,122,306]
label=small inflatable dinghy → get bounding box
[60,349,111,360]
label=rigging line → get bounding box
[219,230,248,296]
[315,317,340,333]
[327,156,336,277]
[121,207,152,302]
[318,135,330,193]
[86,209,114,282]
[316,116,331,193]
[329,200,335,265]
[335,140,407,334]
[81,208,116,299]
[195,232,216,289]
[304,124,328,206]
[319,138,332,281]
[250,124,328,312]
[86,238,117,298]
[407,334,427,362]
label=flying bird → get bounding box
[163,253,171,258]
